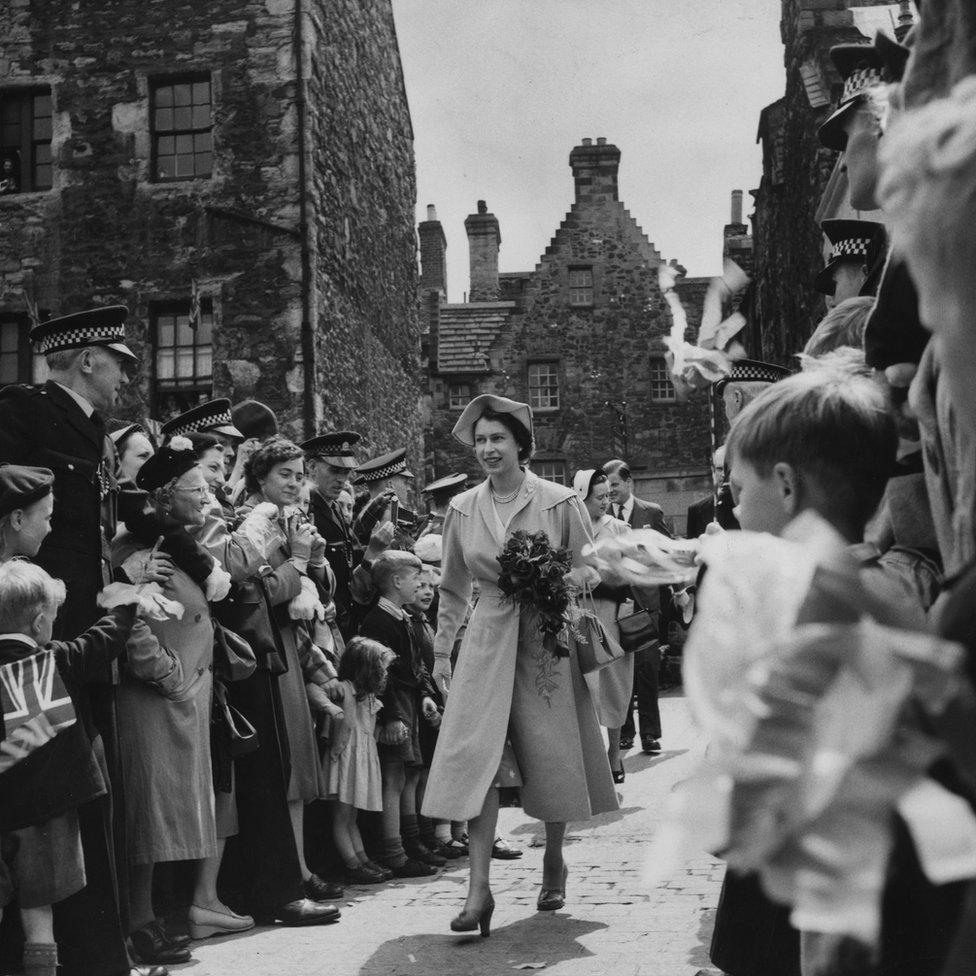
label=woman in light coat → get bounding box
[422,395,617,937]
[573,469,633,783]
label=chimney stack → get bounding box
[464,200,501,302]
[730,189,744,226]
[896,1,914,40]
[418,203,448,300]
[569,137,621,204]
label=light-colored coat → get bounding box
[421,471,618,823]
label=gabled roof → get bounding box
[436,302,514,374]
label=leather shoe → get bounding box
[387,857,438,878]
[346,864,387,885]
[619,735,634,749]
[188,903,255,939]
[130,921,192,965]
[273,898,341,926]
[428,839,464,860]
[405,842,446,867]
[641,737,662,754]
[304,873,345,901]
[491,837,523,859]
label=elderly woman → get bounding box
[422,395,617,937]
[114,439,254,966]
[238,437,342,910]
[573,468,632,783]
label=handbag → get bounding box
[213,681,259,758]
[616,590,660,653]
[212,621,257,682]
[573,584,627,674]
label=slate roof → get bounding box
[436,302,514,374]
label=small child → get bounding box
[358,550,440,878]
[0,562,140,976]
[326,637,397,885]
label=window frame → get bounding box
[533,460,567,486]
[527,360,560,412]
[649,355,676,403]
[151,299,214,416]
[447,381,471,411]
[0,87,53,193]
[150,74,214,183]
[568,266,594,308]
[0,313,34,387]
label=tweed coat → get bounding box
[421,470,618,823]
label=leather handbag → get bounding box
[214,681,259,758]
[212,621,257,682]
[616,589,660,653]
[574,585,627,674]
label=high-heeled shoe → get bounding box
[612,764,626,784]
[537,864,569,912]
[450,893,495,937]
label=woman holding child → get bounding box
[422,394,617,937]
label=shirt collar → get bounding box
[54,382,95,418]
[0,633,39,648]
[619,495,635,520]
[377,596,406,620]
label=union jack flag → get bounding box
[0,648,77,774]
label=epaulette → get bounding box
[0,383,37,401]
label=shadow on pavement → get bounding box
[690,904,717,970]
[357,913,608,976]
[622,747,689,773]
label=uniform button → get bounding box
[197,666,205,675]
[208,664,213,672]
[67,463,74,471]
[194,613,202,622]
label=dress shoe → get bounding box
[304,873,345,901]
[641,736,662,755]
[156,918,191,950]
[346,864,388,885]
[387,857,438,878]
[450,892,495,938]
[428,838,464,860]
[405,842,447,867]
[491,837,523,859]
[364,858,394,880]
[619,735,634,749]
[273,898,341,926]
[130,921,192,965]
[612,764,626,784]
[537,864,569,912]
[187,903,255,939]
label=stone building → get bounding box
[422,138,719,533]
[0,0,422,451]
[748,0,910,363]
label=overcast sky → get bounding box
[392,0,787,301]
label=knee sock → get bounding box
[380,836,406,867]
[401,813,421,850]
[418,815,438,846]
[23,942,58,976]
[434,821,452,843]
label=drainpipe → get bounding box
[294,0,316,438]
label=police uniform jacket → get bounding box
[309,488,358,614]
[0,381,117,641]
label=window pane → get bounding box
[32,93,51,119]
[175,134,193,155]
[192,81,211,105]
[157,316,175,346]
[158,134,174,156]
[1,100,19,125]
[196,349,212,378]
[176,348,194,378]
[173,83,192,106]
[175,152,194,177]
[194,131,212,153]
[155,85,174,107]
[155,107,174,131]
[156,350,175,379]
[33,163,51,189]
[0,323,18,353]
[197,315,213,343]
[194,151,212,176]
[191,104,210,129]
[34,142,50,165]
[33,114,51,141]
[174,106,192,130]
[157,155,175,179]
[176,314,194,345]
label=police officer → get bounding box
[301,430,361,636]
[418,472,467,537]
[352,448,420,547]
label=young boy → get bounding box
[715,367,927,976]
[0,562,141,976]
[358,551,440,878]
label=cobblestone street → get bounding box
[184,690,723,976]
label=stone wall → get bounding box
[0,0,420,457]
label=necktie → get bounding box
[617,505,626,521]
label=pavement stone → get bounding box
[177,689,723,975]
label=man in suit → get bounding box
[603,459,669,755]
[302,430,362,638]
[0,307,165,976]
[686,446,739,539]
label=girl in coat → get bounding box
[573,469,633,783]
[422,394,617,937]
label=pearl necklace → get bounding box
[491,478,523,504]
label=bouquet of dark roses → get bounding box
[497,530,574,657]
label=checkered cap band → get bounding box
[841,65,884,105]
[831,237,871,260]
[166,408,234,437]
[727,362,789,384]
[358,458,407,482]
[34,324,126,355]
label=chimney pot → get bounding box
[596,137,607,146]
[581,137,592,147]
[419,203,447,299]
[426,204,437,221]
[477,199,487,214]
[731,189,744,225]
[569,138,621,204]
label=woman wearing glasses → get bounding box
[113,438,254,967]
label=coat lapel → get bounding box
[42,381,103,452]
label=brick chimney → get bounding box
[418,203,447,299]
[464,200,501,302]
[569,136,621,204]
[723,188,753,275]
